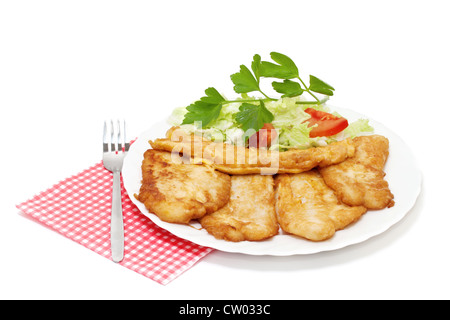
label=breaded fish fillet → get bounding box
[319,135,395,209]
[200,175,278,242]
[275,171,367,241]
[149,127,355,175]
[134,149,231,224]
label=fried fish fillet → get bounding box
[318,135,395,209]
[149,127,355,175]
[199,175,278,242]
[275,171,367,241]
[134,149,231,224]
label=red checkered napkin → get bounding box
[16,162,213,285]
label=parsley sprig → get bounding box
[182,52,335,133]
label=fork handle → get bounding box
[110,170,124,263]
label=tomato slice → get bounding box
[303,108,349,138]
[248,123,278,148]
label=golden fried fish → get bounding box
[200,175,278,242]
[134,149,231,224]
[275,171,367,241]
[319,135,395,209]
[150,127,355,175]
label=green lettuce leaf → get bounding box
[342,118,374,138]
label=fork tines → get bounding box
[103,120,130,153]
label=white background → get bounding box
[1,0,449,299]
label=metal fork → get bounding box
[103,120,130,263]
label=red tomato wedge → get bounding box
[303,108,349,138]
[248,123,278,148]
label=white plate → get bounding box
[122,106,422,256]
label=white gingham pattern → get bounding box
[16,161,213,285]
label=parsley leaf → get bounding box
[182,101,222,128]
[234,101,274,133]
[251,54,262,83]
[182,87,224,127]
[200,87,226,104]
[272,79,304,97]
[260,52,299,79]
[181,52,334,130]
[309,75,335,96]
[230,65,260,93]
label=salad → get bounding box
[168,52,373,151]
